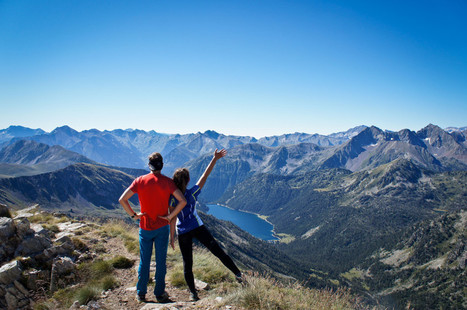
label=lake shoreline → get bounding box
[208,203,280,241]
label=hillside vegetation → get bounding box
[1,123,466,309]
[3,206,370,310]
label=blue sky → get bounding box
[1,0,466,137]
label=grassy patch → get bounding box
[341,268,364,281]
[221,273,368,310]
[101,221,139,254]
[71,237,89,252]
[110,255,134,269]
[50,259,120,307]
[167,246,236,288]
[43,224,60,233]
[276,233,296,244]
[101,275,120,290]
[76,285,100,305]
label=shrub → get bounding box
[91,260,113,276]
[72,238,89,252]
[44,224,60,233]
[33,303,52,310]
[168,269,186,288]
[76,286,100,305]
[110,255,134,269]
[53,287,75,308]
[78,259,113,282]
[101,275,119,290]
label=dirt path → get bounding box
[95,232,235,310]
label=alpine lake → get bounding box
[206,204,278,241]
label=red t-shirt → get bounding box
[129,173,177,230]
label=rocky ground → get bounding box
[90,232,231,310]
[0,205,242,310]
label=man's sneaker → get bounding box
[136,294,146,303]
[156,291,173,303]
[190,291,200,301]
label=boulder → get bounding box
[54,256,76,276]
[0,204,11,218]
[25,269,49,291]
[30,223,50,237]
[0,218,20,263]
[0,260,30,310]
[0,261,22,285]
[0,218,15,240]
[4,280,30,309]
[14,234,53,257]
[15,218,34,239]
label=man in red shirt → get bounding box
[119,152,186,303]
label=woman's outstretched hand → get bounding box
[214,148,227,160]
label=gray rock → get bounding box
[54,256,76,276]
[0,218,15,240]
[14,234,52,257]
[13,205,38,219]
[25,269,49,291]
[195,278,210,291]
[13,280,29,296]
[0,260,22,285]
[15,218,34,239]
[4,280,30,309]
[4,290,18,310]
[55,235,73,245]
[0,204,11,218]
[30,223,49,237]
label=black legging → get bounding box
[178,225,240,293]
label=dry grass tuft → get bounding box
[221,273,370,310]
[100,221,139,254]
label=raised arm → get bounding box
[196,149,226,190]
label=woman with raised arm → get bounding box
[169,149,243,301]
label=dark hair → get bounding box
[173,168,190,193]
[148,152,163,171]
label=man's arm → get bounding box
[118,188,144,220]
[196,149,226,190]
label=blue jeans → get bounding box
[137,225,169,297]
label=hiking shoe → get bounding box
[190,291,200,301]
[156,291,173,303]
[136,294,146,303]
[236,274,246,286]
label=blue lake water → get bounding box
[206,204,278,241]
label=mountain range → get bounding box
[0,123,466,309]
[0,125,366,174]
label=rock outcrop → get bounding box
[0,204,85,310]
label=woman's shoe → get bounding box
[190,291,200,301]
